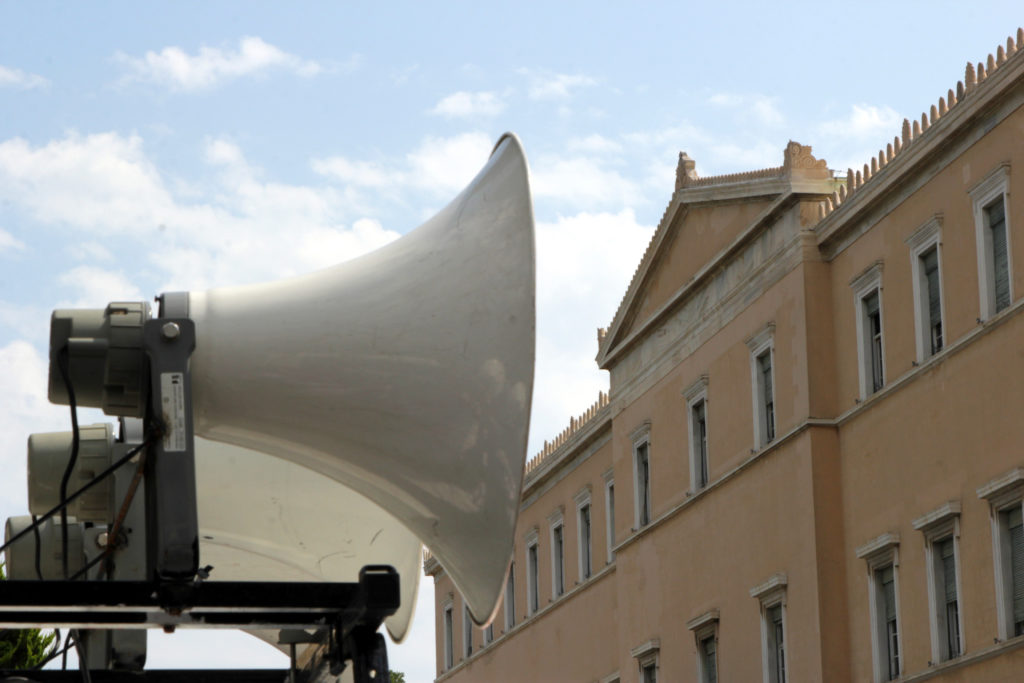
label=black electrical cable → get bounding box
[30,515,43,581]
[70,630,92,683]
[28,629,68,671]
[55,347,79,581]
[0,439,150,558]
[67,546,116,582]
[60,630,72,670]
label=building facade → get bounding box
[426,28,1024,683]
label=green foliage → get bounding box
[389,671,406,683]
[0,564,58,669]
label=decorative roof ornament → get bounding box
[782,141,829,178]
[675,152,699,190]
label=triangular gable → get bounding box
[596,142,830,369]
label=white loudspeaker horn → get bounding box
[186,133,534,626]
[194,437,422,646]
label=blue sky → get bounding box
[1,3,1022,680]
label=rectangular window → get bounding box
[504,563,515,632]
[758,350,775,443]
[693,399,709,488]
[852,264,884,399]
[922,247,943,354]
[1005,505,1024,636]
[971,164,1013,319]
[752,576,787,683]
[443,604,454,671]
[551,521,565,598]
[908,217,945,362]
[699,633,717,683]
[864,291,884,393]
[641,663,657,683]
[579,502,592,580]
[463,605,473,659]
[766,604,786,683]
[605,477,616,563]
[874,565,900,680]
[527,539,539,615]
[688,611,719,683]
[635,440,652,527]
[913,504,963,664]
[937,538,961,658]
[747,327,776,449]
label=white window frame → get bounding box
[482,621,494,647]
[856,533,902,682]
[687,610,720,683]
[575,487,593,582]
[631,422,653,529]
[977,468,1024,641]
[504,561,515,633]
[684,375,710,492]
[970,163,1013,320]
[851,263,886,399]
[442,597,454,671]
[906,216,946,362]
[462,603,473,659]
[525,527,540,616]
[750,574,787,683]
[912,502,964,663]
[603,469,616,564]
[630,638,660,683]
[746,324,776,449]
[548,508,565,599]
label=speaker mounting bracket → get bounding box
[0,566,399,682]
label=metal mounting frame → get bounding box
[0,566,399,681]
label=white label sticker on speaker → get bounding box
[161,372,187,452]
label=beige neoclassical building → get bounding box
[426,27,1024,683]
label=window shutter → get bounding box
[940,539,957,604]
[1009,507,1024,627]
[990,199,1011,312]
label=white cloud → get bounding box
[313,132,493,198]
[0,64,48,89]
[0,228,25,252]
[530,209,653,454]
[0,131,401,291]
[532,156,642,208]
[706,140,783,172]
[519,69,598,100]
[429,90,506,118]
[311,157,403,189]
[114,36,322,91]
[817,103,902,141]
[566,134,623,155]
[710,92,785,127]
[0,341,69,510]
[406,132,494,194]
[814,104,903,171]
[57,265,145,308]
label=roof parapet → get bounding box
[524,391,610,478]
[817,27,1024,222]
